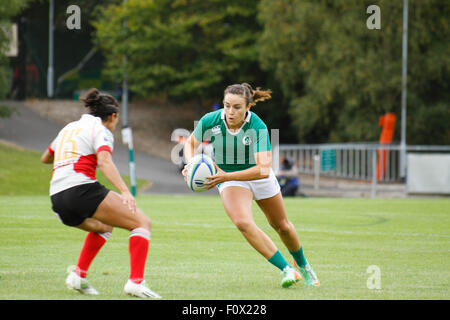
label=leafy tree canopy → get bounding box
[95,0,263,105]
[258,0,449,144]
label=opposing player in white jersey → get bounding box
[40,88,161,298]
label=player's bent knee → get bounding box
[142,216,151,231]
[97,223,113,234]
[135,209,151,231]
[76,217,113,234]
[234,219,255,233]
[273,220,293,235]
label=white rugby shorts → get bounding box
[217,168,280,200]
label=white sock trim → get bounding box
[129,227,150,240]
[99,232,111,241]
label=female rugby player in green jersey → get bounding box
[182,83,319,288]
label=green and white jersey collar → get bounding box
[220,109,252,135]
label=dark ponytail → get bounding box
[81,88,119,121]
[224,83,272,107]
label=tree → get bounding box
[258,0,449,144]
[0,0,31,118]
[94,0,263,114]
[0,0,31,102]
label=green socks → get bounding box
[268,247,308,271]
[267,250,290,271]
[289,247,308,268]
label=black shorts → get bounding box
[51,182,110,227]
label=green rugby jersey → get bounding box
[193,109,271,172]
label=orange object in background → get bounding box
[377,113,396,181]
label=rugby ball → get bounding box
[186,154,216,192]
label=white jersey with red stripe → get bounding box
[48,114,114,196]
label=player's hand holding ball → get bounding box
[184,154,223,192]
[204,164,227,189]
[182,163,190,183]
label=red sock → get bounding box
[75,232,110,278]
[129,228,150,284]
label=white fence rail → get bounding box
[276,143,450,196]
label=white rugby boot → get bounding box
[124,279,162,299]
[65,271,99,295]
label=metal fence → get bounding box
[276,143,450,183]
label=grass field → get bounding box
[0,141,149,195]
[0,141,449,300]
[0,195,449,300]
